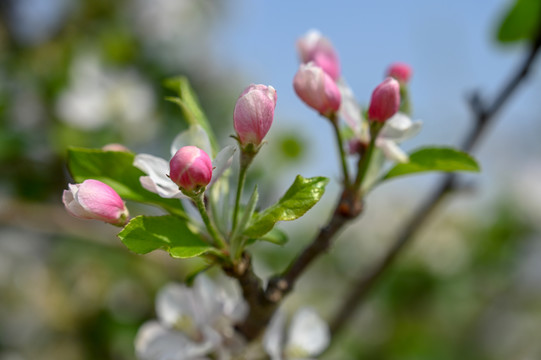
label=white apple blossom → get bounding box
[134,125,235,199]
[135,275,248,360]
[263,308,330,360]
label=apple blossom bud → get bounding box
[293,63,341,116]
[387,62,412,83]
[234,84,277,147]
[62,179,129,226]
[367,77,400,123]
[297,30,341,81]
[169,146,212,192]
[102,143,130,152]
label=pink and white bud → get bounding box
[102,143,130,152]
[62,179,129,226]
[169,146,212,192]
[367,77,400,123]
[386,62,413,83]
[297,30,341,81]
[233,84,277,147]
[294,63,341,116]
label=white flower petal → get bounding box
[134,154,184,198]
[171,125,213,157]
[156,284,200,334]
[379,113,422,143]
[212,274,248,323]
[62,184,89,218]
[263,310,287,360]
[209,145,236,187]
[399,120,422,142]
[192,276,223,326]
[376,138,409,163]
[285,308,330,357]
[135,321,213,360]
[336,78,362,134]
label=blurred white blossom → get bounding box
[130,0,218,71]
[263,307,330,360]
[56,55,156,140]
[135,275,247,360]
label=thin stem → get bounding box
[353,122,382,190]
[194,192,226,249]
[232,151,254,234]
[329,113,351,186]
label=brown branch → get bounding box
[329,26,541,336]
[267,187,362,298]
[229,187,363,340]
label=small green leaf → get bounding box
[244,175,329,238]
[383,147,480,181]
[67,148,185,217]
[236,186,259,235]
[118,215,212,258]
[245,227,289,246]
[164,76,219,155]
[497,0,541,43]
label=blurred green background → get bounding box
[1,0,541,359]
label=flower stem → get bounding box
[232,151,254,234]
[354,122,383,190]
[194,192,226,249]
[329,113,350,186]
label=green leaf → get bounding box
[244,175,329,238]
[497,0,541,43]
[383,147,480,181]
[245,227,289,246]
[118,215,212,258]
[236,186,259,236]
[67,148,185,217]
[164,76,219,155]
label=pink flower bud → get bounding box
[62,179,129,226]
[367,77,400,123]
[169,146,212,192]
[387,62,412,83]
[293,63,341,116]
[234,84,277,147]
[297,30,341,81]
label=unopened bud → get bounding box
[297,30,341,81]
[387,62,412,83]
[367,77,400,123]
[293,63,341,116]
[102,143,130,152]
[169,146,212,192]
[234,84,277,147]
[63,179,129,226]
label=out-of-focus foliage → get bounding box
[497,0,541,43]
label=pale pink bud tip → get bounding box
[234,84,277,146]
[169,146,212,192]
[297,30,341,81]
[387,62,412,83]
[102,143,131,152]
[367,77,400,123]
[293,63,341,116]
[62,179,129,226]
